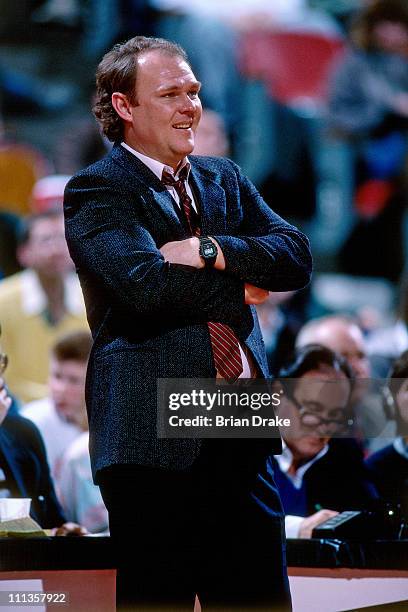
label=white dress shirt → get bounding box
[394,436,408,460]
[274,441,329,538]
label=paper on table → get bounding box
[0,498,31,521]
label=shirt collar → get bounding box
[20,269,84,316]
[121,142,190,182]
[393,436,408,460]
[274,440,329,489]
[395,320,408,354]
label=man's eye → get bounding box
[188,91,199,98]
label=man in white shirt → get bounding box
[23,330,91,483]
[257,344,378,538]
[64,35,312,610]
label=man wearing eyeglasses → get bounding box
[254,345,378,538]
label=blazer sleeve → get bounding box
[64,171,246,323]
[212,160,312,291]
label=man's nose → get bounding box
[179,94,195,113]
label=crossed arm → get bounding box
[159,236,269,305]
[158,158,311,305]
[64,162,311,321]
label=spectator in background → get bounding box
[192,108,229,157]
[327,0,408,282]
[366,349,408,517]
[255,345,378,538]
[296,315,393,448]
[22,330,91,482]
[58,430,109,533]
[30,175,71,213]
[0,212,21,280]
[0,209,88,403]
[0,377,86,534]
[366,273,408,376]
[55,96,111,175]
[55,120,110,175]
[23,329,108,533]
[257,287,312,376]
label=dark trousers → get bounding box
[99,444,291,611]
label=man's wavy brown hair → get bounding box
[93,36,189,143]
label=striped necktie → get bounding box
[162,166,243,380]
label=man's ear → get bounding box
[111,92,133,123]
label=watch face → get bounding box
[203,243,216,257]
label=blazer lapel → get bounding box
[110,146,228,237]
[111,144,186,239]
[190,161,227,235]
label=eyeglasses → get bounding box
[288,394,353,431]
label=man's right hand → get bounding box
[244,283,269,305]
[298,509,339,539]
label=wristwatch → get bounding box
[199,236,218,268]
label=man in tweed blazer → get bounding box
[64,36,312,610]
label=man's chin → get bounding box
[172,138,195,157]
[301,436,328,453]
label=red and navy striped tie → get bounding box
[162,166,243,380]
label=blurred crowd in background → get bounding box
[1,0,408,539]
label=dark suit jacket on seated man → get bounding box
[0,414,65,528]
[63,35,312,610]
[0,416,66,529]
[0,382,86,536]
[256,345,378,539]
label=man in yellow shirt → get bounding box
[0,209,88,403]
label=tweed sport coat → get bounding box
[64,144,312,481]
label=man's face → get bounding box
[280,368,351,461]
[330,326,370,380]
[319,322,370,404]
[372,21,408,55]
[18,215,73,277]
[396,378,408,425]
[119,50,202,169]
[310,322,370,379]
[48,357,88,429]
